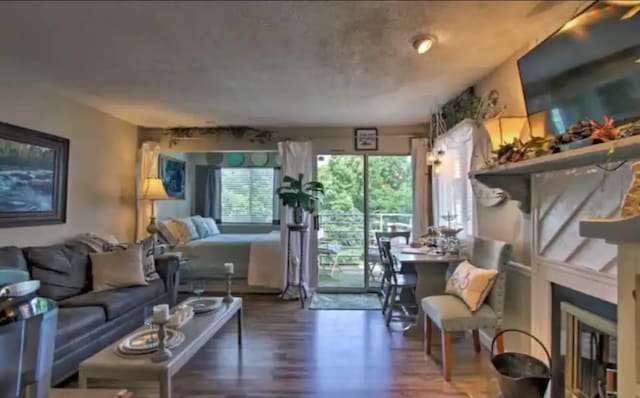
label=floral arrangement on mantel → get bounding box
[485,116,640,169]
[164,126,275,147]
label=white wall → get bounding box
[473,47,534,353]
[474,48,532,264]
[0,63,138,246]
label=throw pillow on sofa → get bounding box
[24,244,92,300]
[445,260,498,312]
[90,245,148,292]
[108,237,159,282]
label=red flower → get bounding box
[591,116,619,142]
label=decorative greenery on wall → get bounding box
[164,126,275,147]
[440,88,482,131]
[430,88,502,140]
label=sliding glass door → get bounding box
[315,154,412,292]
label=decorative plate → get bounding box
[115,330,185,357]
[250,152,269,167]
[119,327,180,353]
[226,152,245,167]
[206,152,224,166]
[184,297,223,314]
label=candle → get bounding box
[224,262,234,274]
[152,304,169,324]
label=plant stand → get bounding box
[280,224,309,309]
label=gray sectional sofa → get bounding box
[0,243,180,385]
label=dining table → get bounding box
[391,247,465,338]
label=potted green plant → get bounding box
[276,173,324,227]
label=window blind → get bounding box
[220,168,274,223]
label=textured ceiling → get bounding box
[0,1,585,127]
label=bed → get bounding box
[175,231,283,290]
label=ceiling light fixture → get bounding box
[412,34,437,54]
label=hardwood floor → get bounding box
[87,295,501,397]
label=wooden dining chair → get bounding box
[421,237,512,381]
[379,240,418,326]
[374,231,411,302]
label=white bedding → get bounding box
[247,231,284,289]
[175,232,282,288]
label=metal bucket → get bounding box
[491,329,551,398]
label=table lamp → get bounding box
[141,177,170,239]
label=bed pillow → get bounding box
[190,215,211,239]
[158,219,188,245]
[203,217,220,235]
[445,260,498,312]
[173,217,199,241]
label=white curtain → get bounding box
[278,141,313,297]
[411,138,431,240]
[136,141,161,242]
[433,120,475,240]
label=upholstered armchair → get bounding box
[421,237,512,381]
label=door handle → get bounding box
[314,215,320,231]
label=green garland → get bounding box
[164,126,275,146]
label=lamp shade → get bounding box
[484,116,528,150]
[141,178,169,200]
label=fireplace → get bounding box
[551,284,617,397]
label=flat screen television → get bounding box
[518,1,640,135]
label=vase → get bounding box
[291,207,307,226]
[621,161,640,217]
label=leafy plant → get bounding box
[439,88,483,131]
[492,136,550,165]
[590,116,619,142]
[276,173,324,213]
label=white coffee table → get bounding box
[78,297,242,398]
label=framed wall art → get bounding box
[354,128,378,151]
[159,154,186,199]
[0,121,69,228]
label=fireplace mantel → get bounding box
[580,215,640,398]
[469,135,640,213]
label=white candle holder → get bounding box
[151,320,172,362]
[223,273,233,303]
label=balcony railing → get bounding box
[318,212,412,265]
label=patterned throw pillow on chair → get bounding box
[445,260,498,312]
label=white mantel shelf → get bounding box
[469,135,640,213]
[580,216,640,243]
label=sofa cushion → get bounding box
[0,246,28,271]
[55,306,106,349]
[24,244,91,300]
[421,295,499,331]
[58,279,165,320]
